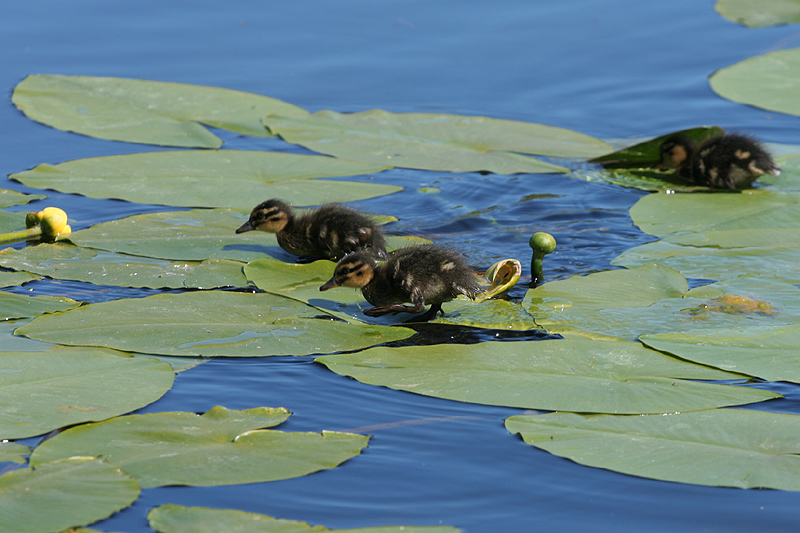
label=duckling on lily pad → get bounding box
[320,245,483,322]
[236,199,388,260]
[657,133,779,189]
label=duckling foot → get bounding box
[363,303,426,317]
[408,303,443,323]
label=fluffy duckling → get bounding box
[320,245,482,322]
[657,133,780,189]
[235,199,388,260]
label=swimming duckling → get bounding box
[657,133,780,189]
[235,199,388,260]
[320,245,482,322]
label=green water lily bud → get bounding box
[529,232,556,287]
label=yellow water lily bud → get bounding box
[39,207,69,238]
[25,210,44,229]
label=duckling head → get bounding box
[236,199,292,234]
[656,135,694,170]
[320,252,376,291]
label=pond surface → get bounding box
[3,1,800,531]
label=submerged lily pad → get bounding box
[15,290,414,357]
[641,323,800,383]
[316,338,775,414]
[589,127,724,169]
[0,347,174,440]
[30,406,369,488]
[0,456,139,533]
[148,504,460,533]
[12,74,307,148]
[710,48,800,116]
[0,291,80,321]
[506,408,800,490]
[0,243,248,289]
[0,189,45,208]
[0,441,29,464]
[264,109,611,174]
[716,0,800,27]
[11,151,396,208]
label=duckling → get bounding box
[657,133,780,189]
[320,245,482,322]
[235,199,388,260]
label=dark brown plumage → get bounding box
[320,245,482,322]
[235,199,388,260]
[657,133,780,189]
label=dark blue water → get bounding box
[4,1,800,531]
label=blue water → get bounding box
[4,1,800,531]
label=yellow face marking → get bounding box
[441,261,456,271]
[734,149,751,160]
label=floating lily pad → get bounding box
[316,338,775,414]
[0,291,80,321]
[15,290,414,357]
[11,151,396,208]
[0,210,25,234]
[710,48,800,116]
[716,0,800,28]
[523,264,688,339]
[0,243,248,289]
[506,408,800,490]
[0,441,29,464]
[264,109,611,174]
[641,323,800,383]
[148,504,460,533]
[12,74,307,148]
[0,347,174,440]
[30,406,369,488]
[0,189,45,208]
[0,456,139,533]
[0,270,39,288]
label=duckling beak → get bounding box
[319,277,340,291]
[235,221,254,234]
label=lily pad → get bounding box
[148,504,460,533]
[316,338,776,414]
[30,406,369,488]
[11,150,396,208]
[523,264,688,339]
[716,0,800,28]
[0,347,175,440]
[710,48,800,117]
[15,290,414,357]
[628,190,800,238]
[0,189,45,208]
[263,109,611,174]
[0,456,139,533]
[0,441,29,464]
[0,243,248,289]
[12,74,307,148]
[506,409,800,490]
[0,270,39,288]
[0,210,25,234]
[641,323,800,383]
[0,291,80,321]
[0,320,52,351]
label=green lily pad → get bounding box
[641,323,800,383]
[30,406,369,488]
[12,74,307,148]
[710,47,800,116]
[148,504,460,533]
[0,456,139,533]
[716,0,800,28]
[11,151,396,208]
[15,290,414,357]
[506,408,800,490]
[264,109,611,174]
[0,210,25,234]
[628,190,800,238]
[0,270,39,288]
[0,189,45,208]
[0,347,174,440]
[523,264,688,339]
[0,441,29,464]
[0,320,52,351]
[0,291,80,321]
[316,338,776,414]
[0,243,248,289]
